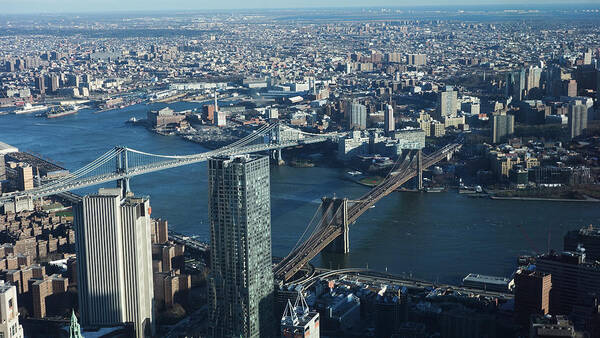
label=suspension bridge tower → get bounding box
[321,197,350,254]
[115,146,131,196]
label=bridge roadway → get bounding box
[274,144,461,282]
[307,268,513,300]
[0,134,333,204]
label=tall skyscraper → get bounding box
[208,155,274,338]
[68,74,80,88]
[0,281,24,338]
[406,53,427,66]
[565,226,600,262]
[514,270,551,326]
[584,49,593,65]
[349,102,367,130]
[50,74,60,93]
[74,188,154,338]
[568,101,588,139]
[35,74,45,94]
[506,69,526,101]
[384,104,395,135]
[527,66,542,91]
[491,113,514,144]
[516,68,526,101]
[436,86,458,120]
[16,165,33,191]
[535,251,600,317]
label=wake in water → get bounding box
[272,193,322,204]
[34,123,91,130]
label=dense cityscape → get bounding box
[0,3,600,338]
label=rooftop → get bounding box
[463,273,510,285]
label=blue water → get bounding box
[2,106,599,284]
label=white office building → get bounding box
[74,188,154,338]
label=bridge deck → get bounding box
[274,144,461,282]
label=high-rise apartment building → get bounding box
[68,74,80,88]
[35,75,45,94]
[506,68,526,101]
[564,226,600,262]
[384,104,394,135]
[0,281,23,338]
[208,155,274,338]
[568,101,588,139]
[535,251,600,317]
[16,165,33,191]
[349,103,367,130]
[514,270,551,326]
[491,113,514,144]
[50,74,60,93]
[74,188,154,338]
[566,79,578,97]
[584,49,592,65]
[545,64,563,98]
[385,52,403,63]
[436,86,458,120]
[406,53,427,66]
[527,66,543,91]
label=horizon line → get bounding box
[1,2,600,16]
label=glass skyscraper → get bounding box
[208,155,274,338]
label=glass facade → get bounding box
[208,155,274,338]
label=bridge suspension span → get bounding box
[0,123,344,204]
[274,143,462,282]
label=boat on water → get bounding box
[345,170,363,179]
[126,117,138,124]
[45,105,80,119]
[13,103,48,114]
[425,187,445,193]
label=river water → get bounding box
[2,104,599,284]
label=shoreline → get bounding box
[489,195,600,202]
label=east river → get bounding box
[2,103,599,284]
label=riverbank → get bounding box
[490,195,600,202]
[4,109,600,284]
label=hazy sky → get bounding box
[0,0,597,14]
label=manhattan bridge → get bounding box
[1,122,460,283]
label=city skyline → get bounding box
[0,3,599,336]
[1,0,599,14]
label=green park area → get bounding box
[359,176,384,187]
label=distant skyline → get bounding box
[0,0,598,15]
